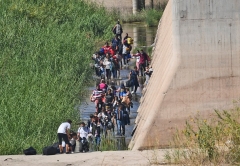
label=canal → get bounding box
[77,23,157,150]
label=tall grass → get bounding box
[165,106,240,165]
[0,0,114,155]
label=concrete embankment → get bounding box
[130,0,240,150]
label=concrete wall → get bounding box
[129,0,240,150]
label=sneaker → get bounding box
[66,152,71,154]
[131,91,134,94]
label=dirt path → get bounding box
[0,149,169,166]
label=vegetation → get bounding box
[165,106,240,165]
[120,9,164,27]
[0,0,114,155]
[118,3,166,27]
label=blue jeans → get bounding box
[112,68,117,78]
[95,136,101,146]
[117,120,125,135]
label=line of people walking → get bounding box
[56,20,154,154]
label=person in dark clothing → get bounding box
[129,66,139,94]
[112,35,120,51]
[95,121,101,151]
[123,33,130,41]
[92,53,101,77]
[112,20,123,40]
[116,105,130,136]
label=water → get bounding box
[122,23,158,50]
[78,23,157,149]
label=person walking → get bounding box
[132,50,141,71]
[57,119,72,154]
[139,49,151,77]
[116,105,130,136]
[112,20,123,40]
[90,85,103,113]
[129,66,139,94]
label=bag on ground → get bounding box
[42,146,58,155]
[23,147,37,155]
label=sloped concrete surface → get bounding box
[130,0,240,150]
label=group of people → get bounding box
[56,20,154,154]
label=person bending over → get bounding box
[57,119,72,154]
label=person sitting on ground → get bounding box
[69,132,77,153]
[57,119,72,154]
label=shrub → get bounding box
[165,107,240,165]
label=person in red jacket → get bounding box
[139,50,151,77]
[102,42,111,55]
[109,46,116,56]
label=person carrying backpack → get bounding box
[129,66,139,94]
[112,20,123,40]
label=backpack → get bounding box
[126,80,132,87]
[116,24,122,34]
[43,146,58,155]
[127,37,133,44]
[23,147,37,155]
[99,48,104,55]
[107,121,113,129]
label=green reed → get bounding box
[0,0,114,154]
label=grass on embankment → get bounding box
[0,0,114,155]
[165,107,240,165]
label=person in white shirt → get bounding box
[57,119,72,154]
[77,122,89,139]
[103,54,112,80]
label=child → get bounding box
[70,133,77,153]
